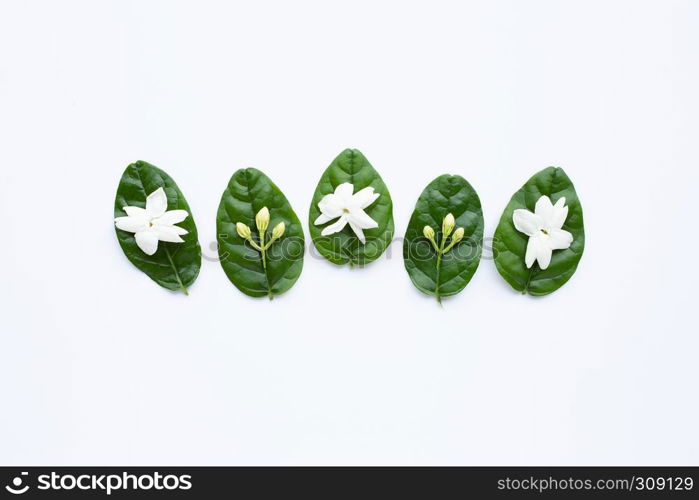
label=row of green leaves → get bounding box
[114,154,584,300]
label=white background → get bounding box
[1,0,697,465]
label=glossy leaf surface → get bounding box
[493,167,585,295]
[217,168,304,298]
[309,149,394,266]
[403,174,484,301]
[114,160,201,293]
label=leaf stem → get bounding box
[429,239,440,252]
[523,267,535,294]
[443,239,457,254]
[259,230,267,271]
[258,228,273,300]
[163,245,188,295]
[435,231,447,302]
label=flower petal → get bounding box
[154,225,186,243]
[352,186,380,209]
[134,230,159,255]
[146,187,168,218]
[320,215,348,236]
[513,209,541,236]
[348,221,366,244]
[115,215,148,234]
[347,208,378,229]
[156,209,188,226]
[314,213,335,225]
[123,206,147,218]
[317,194,343,219]
[153,219,188,235]
[550,197,569,229]
[333,182,355,201]
[534,195,555,228]
[525,235,540,268]
[536,240,553,269]
[548,228,573,250]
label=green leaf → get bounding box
[493,167,585,296]
[216,168,305,298]
[403,174,484,302]
[308,149,394,266]
[114,160,201,294]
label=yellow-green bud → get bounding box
[423,225,435,240]
[256,207,270,233]
[272,221,285,240]
[236,222,252,240]
[452,227,464,243]
[442,213,455,237]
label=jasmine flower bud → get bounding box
[272,221,285,240]
[423,225,435,240]
[236,222,252,240]
[256,207,270,233]
[442,213,455,237]
[452,227,464,244]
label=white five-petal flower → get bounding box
[314,182,380,244]
[114,187,189,256]
[512,195,573,270]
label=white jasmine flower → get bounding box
[314,182,379,244]
[114,187,189,256]
[512,195,573,270]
